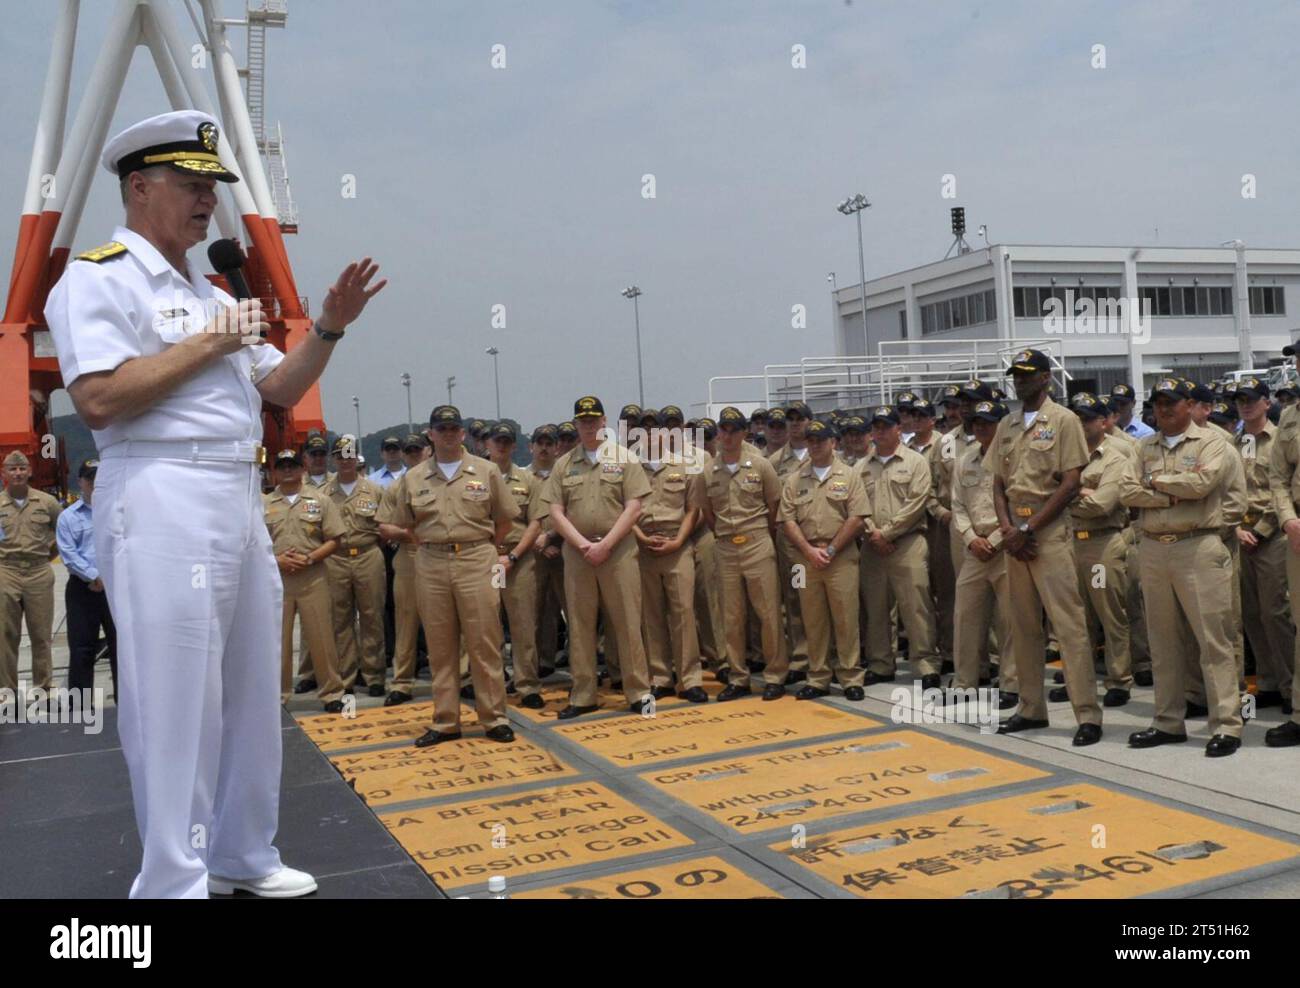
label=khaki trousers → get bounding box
[1125,528,1151,673]
[1240,536,1295,697]
[798,547,863,690]
[1282,547,1300,727]
[1139,535,1242,738]
[416,541,508,733]
[535,550,565,666]
[502,549,542,696]
[692,529,728,669]
[775,532,809,671]
[862,531,941,678]
[562,536,650,707]
[641,542,703,690]
[1004,515,1101,725]
[952,547,1014,692]
[0,562,55,691]
[1073,530,1132,691]
[716,529,789,688]
[280,568,345,703]
[929,519,956,663]
[390,546,420,692]
[327,547,387,688]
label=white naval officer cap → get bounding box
[101,109,239,182]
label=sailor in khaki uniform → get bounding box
[779,420,870,699]
[1064,394,1135,707]
[527,425,565,674]
[323,435,388,696]
[485,423,547,708]
[1232,378,1295,715]
[542,396,654,718]
[1121,378,1241,755]
[704,406,789,700]
[1267,339,1300,747]
[379,406,517,744]
[858,406,942,686]
[0,451,62,692]
[768,401,813,681]
[993,349,1103,746]
[263,450,347,709]
[910,398,955,669]
[379,434,431,705]
[635,406,708,703]
[687,419,729,677]
[302,433,335,489]
[950,401,1016,703]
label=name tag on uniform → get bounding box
[601,463,624,476]
[152,299,204,344]
[511,486,528,496]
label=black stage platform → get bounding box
[0,707,441,899]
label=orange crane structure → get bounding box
[2,0,321,497]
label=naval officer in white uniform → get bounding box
[43,110,386,899]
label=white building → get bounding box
[830,243,1300,402]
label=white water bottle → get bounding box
[488,875,509,899]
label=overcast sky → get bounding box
[4,0,1298,432]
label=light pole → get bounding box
[446,375,456,406]
[485,347,501,419]
[621,285,645,407]
[351,394,361,438]
[836,194,871,347]
[400,372,412,434]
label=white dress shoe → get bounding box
[208,865,318,898]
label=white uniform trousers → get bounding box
[95,454,283,899]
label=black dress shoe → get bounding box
[1254,690,1283,709]
[1052,670,1065,685]
[1128,727,1188,748]
[863,671,895,685]
[717,683,752,702]
[323,700,345,714]
[941,659,954,675]
[368,682,386,698]
[998,690,1019,710]
[843,686,865,702]
[556,704,598,720]
[1103,688,1130,708]
[506,680,517,695]
[1284,701,1294,716]
[484,725,516,743]
[714,667,730,684]
[1265,721,1300,747]
[796,685,830,700]
[383,690,413,707]
[1185,701,1209,718]
[998,714,1049,735]
[919,674,942,691]
[343,684,355,696]
[414,729,463,747]
[460,684,476,701]
[784,670,808,685]
[762,683,786,701]
[1072,723,1102,747]
[520,693,545,710]
[538,666,555,679]
[1048,686,1069,702]
[610,680,623,691]
[294,677,318,695]
[677,686,709,703]
[628,697,653,714]
[1133,669,1154,687]
[1205,734,1241,758]
[650,685,676,700]
[1045,646,1061,663]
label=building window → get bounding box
[1250,286,1285,315]
[920,287,996,335]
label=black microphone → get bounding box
[207,238,265,337]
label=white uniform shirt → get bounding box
[44,225,285,451]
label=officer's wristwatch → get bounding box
[825,544,837,559]
[313,321,345,342]
[507,551,518,564]
[1017,521,1032,536]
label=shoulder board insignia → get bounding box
[76,241,128,263]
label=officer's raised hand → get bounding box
[315,258,388,335]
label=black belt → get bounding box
[1142,528,1219,544]
[420,539,490,553]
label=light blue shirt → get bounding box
[368,464,407,489]
[1125,419,1155,439]
[56,498,97,583]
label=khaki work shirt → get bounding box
[1237,422,1277,537]
[0,489,62,566]
[858,445,932,542]
[500,463,544,547]
[777,459,871,543]
[541,444,651,540]
[930,427,975,516]
[769,443,810,481]
[951,443,1003,549]
[993,396,1089,505]
[705,451,781,537]
[264,488,346,555]
[1270,405,1300,533]
[323,476,386,552]
[1070,442,1130,532]
[1119,422,1230,534]
[639,456,705,534]
[379,457,517,543]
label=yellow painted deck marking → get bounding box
[516,855,782,899]
[298,701,476,752]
